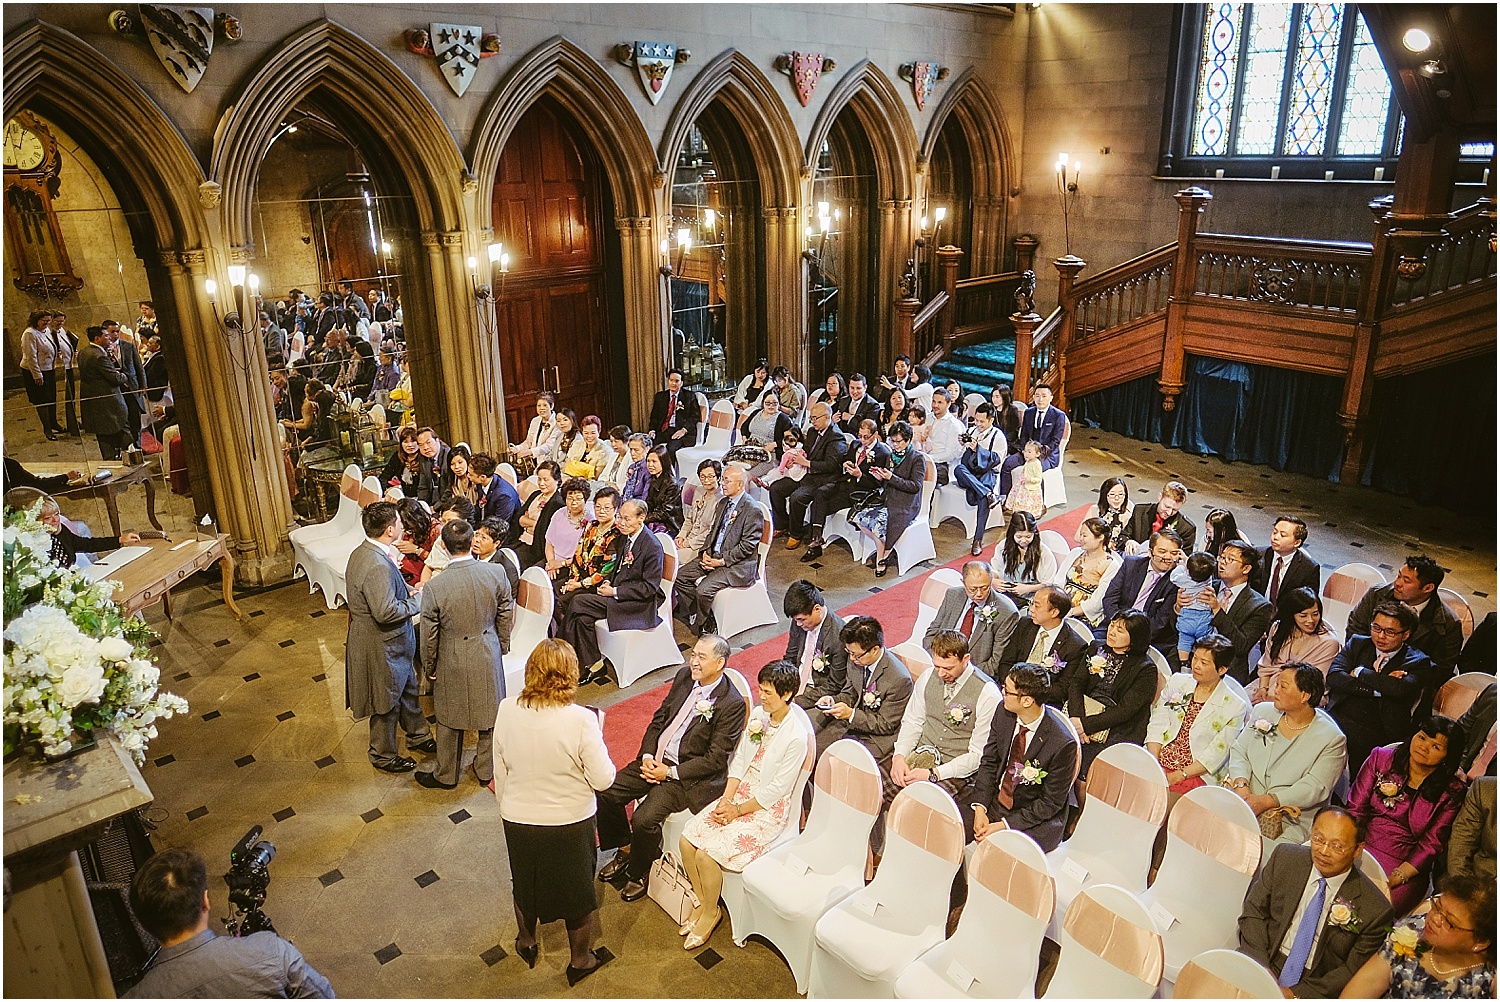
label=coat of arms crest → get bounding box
[775,52,837,108]
[614,42,690,106]
[899,61,950,111]
[139,5,215,93]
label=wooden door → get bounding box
[492,100,614,438]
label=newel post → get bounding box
[1337,195,1398,482]
[936,245,963,351]
[1052,254,1086,412]
[1159,186,1213,411]
[1012,233,1039,275]
[894,296,919,362]
[1010,311,1040,402]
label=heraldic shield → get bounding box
[431,23,482,97]
[140,5,215,93]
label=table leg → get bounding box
[219,550,245,621]
[142,476,162,531]
[162,588,174,621]
[103,487,122,538]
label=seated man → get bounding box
[834,372,881,435]
[800,418,890,562]
[1447,776,1496,880]
[884,630,1000,841]
[468,452,520,526]
[951,402,1006,558]
[1124,481,1197,555]
[1237,806,1393,998]
[995,585,1090,705]
[647,368,699,462]
[1347,554,1464,675]
[674,463,766,634]
[595,634,746,902]
[471,515,518,592]
[1099,528,1183,655]
[1249,515,1321,605]
[970,663,1079,851]
[126,847,333,998]
[770,402,847,548]
[810,615,913,764]
[924,560,1020,681]
[1326,600,1440,776]
[783,579,848,711]
[1455,681,1496,779]
[559,498,664,685]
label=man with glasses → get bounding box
[770,401,847,549]
[969,663,1078,851]
[925,561,1019,681]
[810,615,913,764]
[1326,601,1440,775]
[1196,540,1273,684]
[1238,806,1393,998]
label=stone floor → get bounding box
[5,390,1496,997]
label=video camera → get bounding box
[222,825,276,937]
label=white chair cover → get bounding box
[1438,587,1476,642]
[1146,646,1173,700]
[821,506,874,564]
[929,481,979,539]
[722,723,816,942]
[1040,421,1070,511]
[808,781,965,999]
[1173,948,1283,998]
[496,462,517,486]
[599,533,682,688]
[1044,743,1168,942]
[711,516,778,639]
[292,468,381,609]
[1042,884,1162,999]
[889,455,939,574]
[895,828,1055,999]
[1359,848,1391,901]
[1038,529,1073,571]
[896,568,965,651]
[1139,785,1262,987]
[1320,563,1386,639]
[676,399,737,472]
[962,392,986,415]
[506,567,554,697]
[737,740,883,992]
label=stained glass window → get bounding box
[1235,4,1292,155]
[1283,4,1343,155]
[1189,3,1245,156]
[1336,14,1389,154]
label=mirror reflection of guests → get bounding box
[3,489,142,567]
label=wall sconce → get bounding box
[204,278,218,304]
[1056,153,1082,255]
[704,208,716,229]
[659,237,674,277]
[227,264,246,287]
[1402,27,1432,52]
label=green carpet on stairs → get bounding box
[931,336,1017,396]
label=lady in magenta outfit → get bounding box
[1348,715,1469,915]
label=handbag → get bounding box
[1257,803,1301,840]
[648,850,699,925]
[139,430,163,455]
[1082,694,1113,743]
[724,444,771,467]
[563,459,596,480]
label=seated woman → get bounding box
[597,425,633,494]
[536,408,578,465]
[1224,664,1347,849]
[1068,610,1159,772]
[554,486,623,670]
[513,461,564,568]
[1054,517,1122,630]
[1340,874,1494,999]
[993,511,1058,612]
[1147,633,1250,797]
[991,383,1023,455]
[852,420,922,577]
[1348,715,1469,915]
[1253,586,1343,704]
[622,433,651,503]
[734,391,793,480]
[6,490,142,567]
[732,358,772,415]
[563,414,610,481]
[879,388,909,440]
[381,426,423,500]
[543,478,594,580]
[1199,507,1247,559]
[643,445,684,536]
[442,445,478,505]
[1090,477,1134,554]
[509,391,557,467]
[813,372,849,420]
[945,379,967,421]
[676,460,725,565]
[679,661,812,949]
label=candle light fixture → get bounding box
[1056,153,1082,256]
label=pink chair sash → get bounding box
[709,408,734,430]
[898,654,930,681]
[1169,795,1261,875]
[355,481,381,507]
[889,794,964,864]
[814,753,881,816]
[972,840,1054,923]
[919,575,952,609]
[517,578,549,615]
[1063,892,1163,985]
[339,471,362,500]
[1323,572,1369,606]
[1086,758,1168,825]
[1173,960,1260,999]
[662,552,678,583]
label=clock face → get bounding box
[3,121,45,172]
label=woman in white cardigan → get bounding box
[509,392,558,462]
[1147,633,1251,792]
[492,639,616,987]
[678,661,812,950]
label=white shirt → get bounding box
[1278,865,1353,969]
[365,536,401,568]
[797,622,821,691]
[1405,597,1431,618]
[894,665,1001,781]
[925,412,966,465]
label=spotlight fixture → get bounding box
[1402,27,1432,52]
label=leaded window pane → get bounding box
[1190,2,1245,156]
[1283,3,1344,156]
[1234,3,1293,155]
[1336,15,1390,154]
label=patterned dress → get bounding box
[1380,915,1494,999]
[682,716,795,873]
[1159,698,1209,793]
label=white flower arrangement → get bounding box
[1087,654,1110,676]
[747,709,767,744]
[693,698,714,722]
[861,690,883,710]
[944,704,970,726]
[3,503,186,762]
[811,652,828,674]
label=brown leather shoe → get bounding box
[785,536,802,550]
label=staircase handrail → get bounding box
[1069,244,1177,301]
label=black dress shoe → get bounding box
[374,756,417,773]
[619,878,648,902]
[800,544,823,563]
[597,853,630,884]
[515,938,538,970]
[565,949,613,987]
[415,770,457,789]
[408,737,438,754]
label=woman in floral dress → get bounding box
[678,662,812,950]
[1347,715,1468,915]
[1054,517,1122,629]
[1341,874,1494,998]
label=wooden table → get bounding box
[100,533,244,622]
[27,461,162,536]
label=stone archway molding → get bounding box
[919,67,1018,275]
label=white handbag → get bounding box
[648,850,699,925]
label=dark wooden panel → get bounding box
[1183,302,1356,376]
[547,280,609,421]
[1066,315,1167,398]
[496,291,544,438]
[1375,283,1496,377]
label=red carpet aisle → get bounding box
[599,502,1093,762]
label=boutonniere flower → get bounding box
[693,699,714,722]
[1016,760,1048,785]
[862,690,883,710]
[1327,899,1360,933]
[1163,691,1192,714]
[1389,923,1424,960]
[1087,654,1109,676]
[1252,717,1275,740]
[747,710,767,744]
[944,704,971,726]
[976,605,999,625]
[623,550,636,567]
[811,651,828,674]
[1375,774,1405,810]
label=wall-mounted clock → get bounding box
[4,111,84,297]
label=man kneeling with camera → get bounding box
[127,847,333,998]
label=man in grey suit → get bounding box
[345,502,435,773]
[674,463,766,634]
[104,319,147,446]
[924,561,1020,680]
[416,519,513,789]
[812,615,914,765]
[1448,776,1496,879]
[1238,806,1393,998]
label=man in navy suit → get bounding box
[1249,515,1321,606]
[559,498,665,682]
[970,663,1079,851]
[1194,540,1274,683]
[772,402,848,548]
[469,452,520,526]
[835,372,882,435]
[1327,601,1443,775]
[999,384,1066,496]
[596,634,747,901]
[648,369,700,462]
[1099,528,1184,654]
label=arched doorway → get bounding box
[924,114,974,291]
[490,96,621,437]
[920,70,1016,277]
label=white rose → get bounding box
[1328,902,1352,926]
[98,637,135,663]
[128,660,159,690]
[55,664,107,708]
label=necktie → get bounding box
[1133,569,1160,611]
[667,393,677,423]
[654,685,705,764]
[1028,628,1050,664]
[1152,511,1165,534]
[798,626,819,691]
[1373,652,1391,673]
[959,602,976,638]
[1278,877,1327,988]
[1270,557,1285,605]
[997,726,1027,810]
[711,499,735,555]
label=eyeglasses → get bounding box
[1369,623,1409,637]
[843,645,879,664]
[1427,894,1476,933]
[1308,833,1353,855]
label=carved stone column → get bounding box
[617,215,667,429]
[936,244,964,351]
[418,229,501,447]
[1159,186,1213,411]
[762,206,803,378]
[1013,233,1039,276]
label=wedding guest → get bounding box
[851,421,923,577]
[1447,777,1496,880]
[1068,611,1159,772]
[643,445,684,536]
[675,460,725,565]
[1253,587,1343,704]
[1090,477,1134,554]
[513,461,564,568]
[1054,517,1123,629]
[1199,507,1248,559]
[1147,634,1251,795]
[510,392,558,463]
[1328,601,1441,776]
[1339,874,1494,999]
[543,478,593,579]
[992,510,1058,612]
[970,663,1079,851]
